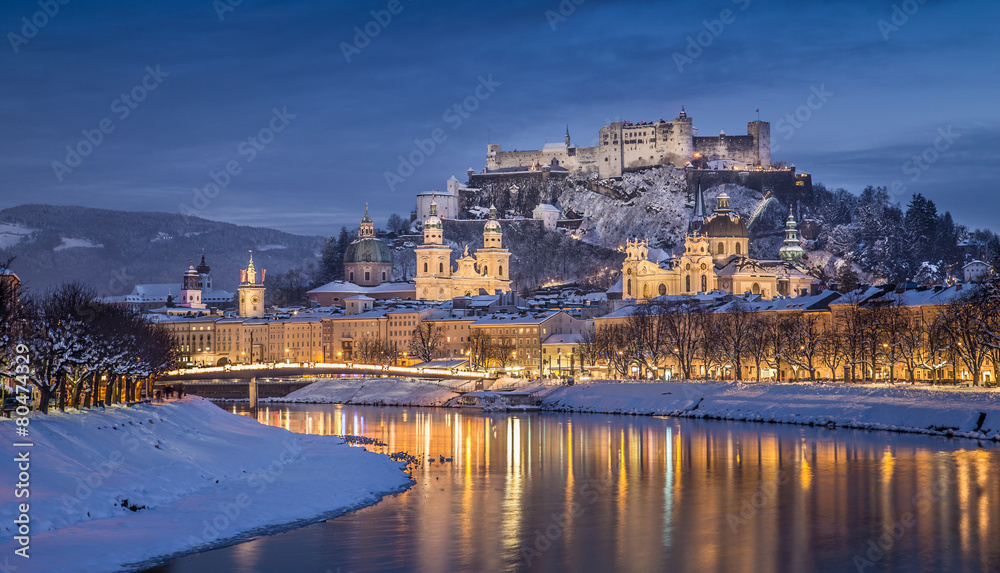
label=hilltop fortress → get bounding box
[486,108,770,179]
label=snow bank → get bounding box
[542,381,1000,440]
[0,397,411,572]
[271,377,459,406]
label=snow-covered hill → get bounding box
[556,167,770,253]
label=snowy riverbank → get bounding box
[266,377,462,406]
[540,381,1000,440]
[0,397,412,572]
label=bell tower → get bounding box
[474,205,512,291]
[414,197,454,300]
[179,261,205,309]
[238,250,266,318]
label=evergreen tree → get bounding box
[386,213,408,235]
[835,259,861,292]
[317,226,352,283]
[934,212,960,271]
[317,237,339,284]
[904,193,938,268]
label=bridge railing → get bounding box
[164,362,490,379]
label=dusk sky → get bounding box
[1,0,997,237]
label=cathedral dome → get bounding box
[700,192,747,238]
[700,213,747,238]
[344,237,393,264]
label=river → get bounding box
[146,403,1000,572]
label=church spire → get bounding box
[693,183,705,219]
[565,125,571,147]
[779,206,805,266]
[359,203,376,238]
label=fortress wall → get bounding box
[467,171,570,217]
[694,135,758,165]
[686,169,811,205]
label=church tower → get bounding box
[414,198,454,300]
[179,261,205,309]
[238,250,266,318]
[474,205,512,293]
[779,207,805,266]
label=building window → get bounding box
[349,271,354,281]
[752,283,760,295]
[701,274,707,292]
[423,262,428,273]
[736,242,741,255]
[499,265,503,276]
[382,271,386,280]
[439,262,444,273]
[685,275,691,292]
[364,271,370,282]
[658,283,666,296]
[717,242,725,255]
[627,279,632,296]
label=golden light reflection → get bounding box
[224,404,1000,573]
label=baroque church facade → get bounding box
[622,188,813,300]
[415,200,511,301]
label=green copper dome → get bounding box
[344,237,393,264]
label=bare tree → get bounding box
[714,302,756,381]
[354,335,387,364]
[409,321,444,363]
[659,299,705,380]
[492,337,516,369]
[942,296,989,385]
[596,323,630,379]
[468,330,493,370]
[919,313,952,384]
[577,325,598,373]
[818,324,848,382]
[783,312,824,381]
[745,313,775,382]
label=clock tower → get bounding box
[238,250,266,318]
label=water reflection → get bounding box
[150,404,1000,573]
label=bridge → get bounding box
[159,362,491,382]
[156,362,492,399]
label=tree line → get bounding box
[590,280,1000,386]
[0,277,176,413]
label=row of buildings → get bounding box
[154,262,991,383]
